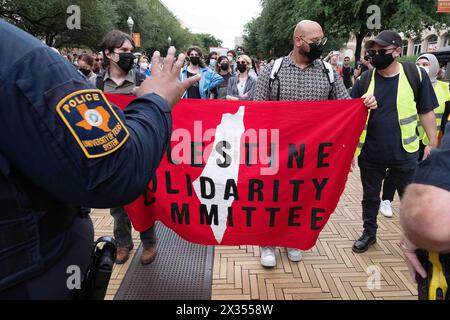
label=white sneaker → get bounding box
[287,248,303,262]
[379,200,393,218]
[260,246,276,267]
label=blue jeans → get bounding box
[110,207,156,248]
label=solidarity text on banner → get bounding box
[106,94,367,250]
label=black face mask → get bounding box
[190,57,200,66]
[237,63,247,73]
[220,63,229,71]
[115,52,135,73]
[79,68,91,77]
[372,54,395,70]
[304,42,324,61]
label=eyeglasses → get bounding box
[367,48,396,57]
[300,36,328,46]
[237,61,247,65]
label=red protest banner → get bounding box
[106,94,367,250]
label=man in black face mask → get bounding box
[92,30,146,96]
[93,30,154,266]
[350,30,439,254]
[254,20,378,268]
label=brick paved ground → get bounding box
[91,168,417,300]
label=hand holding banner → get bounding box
[107,94,367,250]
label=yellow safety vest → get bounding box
[355,64,422,157]
[418,80,450,145]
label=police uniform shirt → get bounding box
[414,123,450,192]
[351,68,439,168]
[0,20,172,208]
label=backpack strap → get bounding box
[322,61,335,84]
[401,62,422,105]
[270,58,284,81]
[322,61,336,99]
[269,57,284,101]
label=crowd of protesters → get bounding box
[53,26,449,281]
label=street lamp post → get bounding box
[127,16,134,37]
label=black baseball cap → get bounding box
[365,30,402,49]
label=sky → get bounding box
[160,0,262,49]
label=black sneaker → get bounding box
[352,234,376,254]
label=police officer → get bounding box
[400,123,450,282]
[0,19,200,299]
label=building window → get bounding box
[427,35,439,52]
[402,40,409,56]
[414,38,422,55]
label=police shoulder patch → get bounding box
[56,89,129,159]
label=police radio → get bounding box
[74,236,117,300]
[417,250,449,300]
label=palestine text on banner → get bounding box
[106,94,367,250]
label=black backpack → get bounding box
[358,62,422,105]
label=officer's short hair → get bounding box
[100,30,134,69]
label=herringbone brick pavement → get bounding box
[91,168,417,300]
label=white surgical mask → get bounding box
[421,66,430,75]
[140,62,149,70]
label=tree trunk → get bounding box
[354,31,366,65]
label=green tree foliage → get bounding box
[0,0,223,55]
[191,33,223,53]
[244,0,450,61]
[0,0,118,48]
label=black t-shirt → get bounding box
[351,68,439,168]
[187,71,201,99]
[342,66,354,89]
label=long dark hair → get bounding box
[100,30,134,69]
[216,55,231,74]
[187,46,206,68]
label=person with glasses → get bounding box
[93,52,105,74]
[180,46,223,99]
[342,56,354,90]
[350,30,439,254]
[354,53,373,80]
[380,53,450,220]
[226,55,256,100]
[254,20,378,268]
